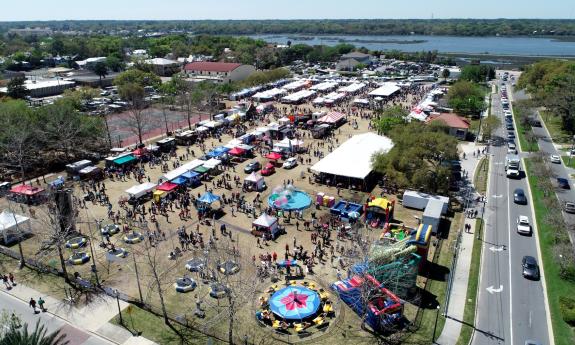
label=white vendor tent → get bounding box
[369,83,400,98]
[311,132,394,180]
[203,158,222,170]
[0,210,31,245]
[126,182,156,199]
[252,213,280,238]
[244,172,265,191]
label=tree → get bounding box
[480,115,502,140]
[92,62,108,88]
[442,68,450,81]
[460,64,495,83]
[374,105,408,135]
[0,320,69,345]
[447,80,486,116]
[371,122,458,193]
[105,55,124,72]
[6,76,29,100]
[118,83,147,144]
[114,69,161,89]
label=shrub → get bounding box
[559,296,575,326]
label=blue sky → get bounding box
[0,0,573,21]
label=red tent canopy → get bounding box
[133,148,147,156]
[266,152,282,160]
[157,182,178,192]
[228,147,246,156]
[10,184,44,196]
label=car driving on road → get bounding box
[522,256,540,280]
[549,155,561,164]
[513,188,527,205]
[516,215,532,235]
[557,177,570,189]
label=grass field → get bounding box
[524,159,575,345]
[561,156,575,169]
[512,102,539,152]
[456,219,483,345]
[473,157,489,194]
[540,111,571,144]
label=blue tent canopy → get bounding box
[198,192,220,204]
[171,176,187,185]
[182,171,199,179]
[206,146,230,158]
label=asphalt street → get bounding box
[472,77,550,345]
[0,291,112,345]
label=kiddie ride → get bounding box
[332,274,403,333]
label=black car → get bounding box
[513,188,527,205]
[522,256,540,280]
[506,123,514,130]
[557,177,570,189]
[507,131,516,139]
[244,161,261,173]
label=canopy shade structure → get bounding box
[163,166,191,181]
[369,83,400,98]
[228,147,246,156]
[171,177,187,185]
[311,132,394,180]
[317,111,345,124]
[157,182,178,192]
[269,286,321,320]
[0,209,31,245]
[206,146,230,158]
[113,154,136,166]
[338,82,366,93]
[194,166,210,174]
[198,192,220,204]
[10,185,44,196]
[181,171,199,179]
[203,158,221,169]
[125,182,156,198]
[181,160,205,171]
[253,213,277,228]
[245,172,263,183]
[266,152,282,160]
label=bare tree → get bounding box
[119,83,148,144]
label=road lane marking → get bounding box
[486,285,504,294]
[489,246,505,252]
[492,195,503,198]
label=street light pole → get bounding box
[115,289,124,326]
[432,304,441,343]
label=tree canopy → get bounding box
[371,122,458,194]
[460,64,496,83]
[447,80,486,116]
[113,69,161,88]
[374,106,409,136]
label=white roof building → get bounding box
[369,82,401,98]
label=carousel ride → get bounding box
[65,236,87,249]
[174,277,197,293]
[68,251,90,265]
[123,231,144,244]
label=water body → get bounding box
[248,34,575,56]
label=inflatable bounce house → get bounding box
[365,197,395,228]
[332,274,403,332]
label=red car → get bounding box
[261,163,276,176]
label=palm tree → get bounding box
[1,321,69,345]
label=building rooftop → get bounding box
[184,62,242,73]
[427,113,470,129]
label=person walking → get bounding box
[8,272,15,286]
[37,297,46,312]
[29,298,37,313]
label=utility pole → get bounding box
[132,251,144,303]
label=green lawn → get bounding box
[456,220,483,345]
[512,102,539,152]
[473,157,489,194]
[524,159,575,345]
[110,305,225,345]
[540,111,571,144]
[561,156,575,169]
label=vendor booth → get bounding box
[0,209,32,245]
[9,185,45,205]
[196,192,222,218]
[244,172,266,192]
[156,137,176,152]
[126,182,156,204]
[108,154,137,169]
[252,213,281,239]
[65,160,92,176]
[153,182,178,203]
[181,171,201,187]
[78,166,103,181]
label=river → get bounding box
[247,34,575,57]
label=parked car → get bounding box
[507,143,517,154]
[507,131,515,139]
[564,201,575,214]
[522,256,540,280]
[282,157,298,169]
[506,123,514,130]
[516,216,532,235]
[549,155,561,164]
[261,163,276,176]
[513,188,527,205]
[557,177,570,189]
[244,161,261,173]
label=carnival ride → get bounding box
[331,274,402,332]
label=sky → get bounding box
[0,0,573,21]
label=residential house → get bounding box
[144,58,182,77]
[426,113,470,139]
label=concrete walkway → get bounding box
[436,142,486,345]
[1,282,157,345]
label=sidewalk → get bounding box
[436,142,485,345]
[1,282,156,345]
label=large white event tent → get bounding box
[311,132,394,189]
[0,209,31,245]
[368,83,401,98]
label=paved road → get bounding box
[472,77,550,345]
[0,292,113,345]
[513,86,575,243]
